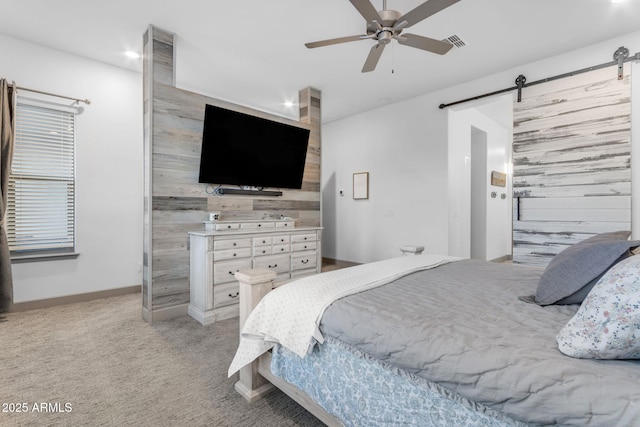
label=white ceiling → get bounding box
[1,0,639,122]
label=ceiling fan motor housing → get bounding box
[366,9,402,40]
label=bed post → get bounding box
[234,269,277,402]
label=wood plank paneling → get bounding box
[513,66,631,266]
[142,26,321,318]
[517,196,630,222]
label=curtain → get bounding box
[0,79,16,312]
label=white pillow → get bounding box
[556,254,640,359]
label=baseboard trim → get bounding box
[490,254,513,263]
[142,303,189,323]
[11,285,141,312]
[321,257,360,271]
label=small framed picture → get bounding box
[491,171,506,187]
[353,172,369,200]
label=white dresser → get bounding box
[188,219,322,325]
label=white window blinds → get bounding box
[7,100,76,253]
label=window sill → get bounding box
[10,252,80,263]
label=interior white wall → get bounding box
[0,34,143,303]
[322,95,450,263]
[323,29,640,263]
[448,97,512,260]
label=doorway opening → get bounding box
[447,94,513,261]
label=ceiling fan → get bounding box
[305,0,460,72]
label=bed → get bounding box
[228,232,640,426]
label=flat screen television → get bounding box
[198,104,310,190]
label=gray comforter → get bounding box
[320,259,640,426]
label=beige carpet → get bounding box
[0,293,325,427]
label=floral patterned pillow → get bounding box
[556,254,640,359]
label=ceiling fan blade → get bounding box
[396,0,460,29]
[362,43,386,73]
[397,33,453,55]
[305,35,370,49]
[348,0,383,24]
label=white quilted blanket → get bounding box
[228,254,459,376]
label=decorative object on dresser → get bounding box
[188,219,322,325]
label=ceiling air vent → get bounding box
[443,34,467,49]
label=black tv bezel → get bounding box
[198,104,310,191]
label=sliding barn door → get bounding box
[512,66,631,266]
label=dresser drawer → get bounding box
[252,236,273,246]
[291,233,317,243]
[211,222,240,231]
[241,221,275,230]
[213,259,253,285]
[253,254,290,275]
[272,244,289,254]
[291,251,317,271]
[272,235,290,245]
[213,238,251,251]
[291,241,317,252]
[213,282,241,308]
[253,246,273,257]
[214,247,252,261]
[276,221,295,228]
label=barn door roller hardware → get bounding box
[515,74,526,103]
[614,46,629,80]
[439,46,639,109]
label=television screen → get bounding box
[198,104,310,190]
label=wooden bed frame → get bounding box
[233,269,341,426]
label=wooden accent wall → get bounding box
[512,66,631,266]
[142,26,321,321]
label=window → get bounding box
[7,98,76,257]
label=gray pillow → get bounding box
[534,231,635,306]
[577,230,632,244]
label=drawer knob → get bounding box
[258,224,262,227]
[268,264,278,269]
[304,245,307,249]
[301,259,309,264]
[227,225,231,229]
[228,269,240,276]
[228,292,239,299]
[262,240,266,244]
[233,243,237,246]
[233,253,237,257]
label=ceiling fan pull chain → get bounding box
[392,42,395,74]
